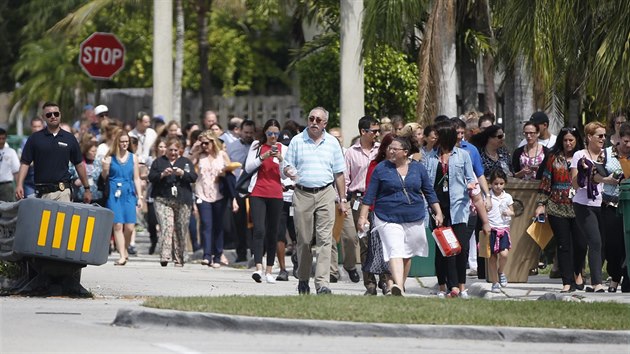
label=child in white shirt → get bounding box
[486,169,514,293]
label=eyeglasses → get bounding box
[363,129,379,134]
[45,111,60,118]
[493,134,505,139]
[266,131,280,137]
[388,147,405,152]
[308,116,325,124]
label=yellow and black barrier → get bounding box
[13,199,114,266]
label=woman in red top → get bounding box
[245,119,287,283]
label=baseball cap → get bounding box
[153,114,165,123]
[279,129,293,146]
[94,105,109,116]
[529,111,549,125]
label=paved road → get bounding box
[1,232,629,353]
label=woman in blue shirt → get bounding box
[425,121,491,298]
[358,137,443,296]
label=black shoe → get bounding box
[160,261,168,267]
[276,270,289,281]
[235,256,247,263]
[298,280,310,295]
[347,269,360,283]
[364,286,377,296]
[377,279,387,290]
[574,282,585,291]
[148,243,156,255]
[316,286,332,295]
[127,245,137,256]
[330,275,338,283]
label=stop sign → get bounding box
[79,32,125,80]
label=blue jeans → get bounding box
[198,198,227,263]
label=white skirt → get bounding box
[373,215,428,262]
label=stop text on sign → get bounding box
[81,47,123,66]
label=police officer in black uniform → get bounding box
[15,102,91,203]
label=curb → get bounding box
[112,307,630,344]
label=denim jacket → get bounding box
[423,147,476,224]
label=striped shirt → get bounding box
[284,131,346,188]
[344,141,380,193]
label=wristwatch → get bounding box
[340,198,348,203]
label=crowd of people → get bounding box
[4,102,629,296]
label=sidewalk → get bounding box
[94,230,629,303]
[82,230,630,345]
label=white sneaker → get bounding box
[459,290,470,299]
[437,291,447,299]
[499,273,508,287]
[491,283,501,293]
[265,273,276,284]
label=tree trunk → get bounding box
[476,0,496,114]
[459,45,478,114]
[173,0,184,124]
[437,0,458,117]
[503,55,534,151]
[482,54,496,114]
[197,0,213,115]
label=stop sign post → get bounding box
[79,32,125,80]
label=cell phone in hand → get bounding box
[271,145,278,153]
[537,213,546,223]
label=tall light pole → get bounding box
[153,0,174,122]
[340,0,364,146]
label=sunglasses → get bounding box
[308,116,324,124]
[592,134,606,139]
[201,141,211,146]
[45,111,60,118]
[493,134,505,139]
[561,127,577,133]
[364,129,380,134]
[266,131,280,137]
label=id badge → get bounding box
[171,186,178,197]
[442,180,448,192]
[289,206,294,216]
[568,187,576,199]
[352,199,360,211]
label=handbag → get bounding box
[361,213,390,275]
[235,145,263,195]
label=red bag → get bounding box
[432,226,461,257]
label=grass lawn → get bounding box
[144,295,630,331]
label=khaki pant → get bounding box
[330,207,358,277]
[41,189,72,202]
[293,185,335,290]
